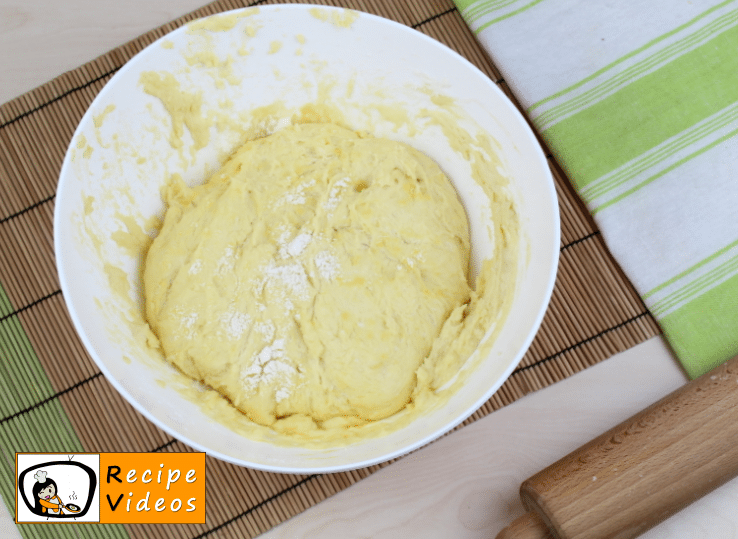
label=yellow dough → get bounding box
[144,122,475,429]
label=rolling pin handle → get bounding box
[506,353,738,539]
[495,511,554,539]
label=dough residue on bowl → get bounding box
[73,10,523,446]
[144,122,477,433]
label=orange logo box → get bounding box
[99,453,205,524]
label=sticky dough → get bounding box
[144,122,472,429]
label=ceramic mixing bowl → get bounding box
[54,4,559,473]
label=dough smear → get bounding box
[144,122,473,430]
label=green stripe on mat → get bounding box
[590,124,738,215]
[581,102,738,204]
[644,237,738,301]
[542,20,738,191]
[457,0,546,31]
[0,303,56,418]
[660,272,738,379]
[529,1,738,127]
[0,284,129,538]
[651,252,738,317]
[465,0,519,21]
[474,0,545,33]
[455,0,477,10]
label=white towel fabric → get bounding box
[455,0,738,378]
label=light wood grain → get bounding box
[0,0,206,104]
[496,512,552,539]
[519,354,738,539]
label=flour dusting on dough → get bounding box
[220,310,251,339]
[241,338,297,403]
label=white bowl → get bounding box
[54,4,559,473]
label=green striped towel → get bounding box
[455,0,738,379]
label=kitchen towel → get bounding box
[455,0,738,378]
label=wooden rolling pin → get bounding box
[496,353,738,539]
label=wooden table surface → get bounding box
[2,1,738,537]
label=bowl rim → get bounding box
[53,3,560,473]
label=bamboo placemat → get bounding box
[0,0,662,537]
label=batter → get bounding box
[144,122,474,429]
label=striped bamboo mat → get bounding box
[0,0,661,537]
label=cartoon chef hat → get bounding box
[33,470,48,483]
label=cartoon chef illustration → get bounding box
[32,470,69,516]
